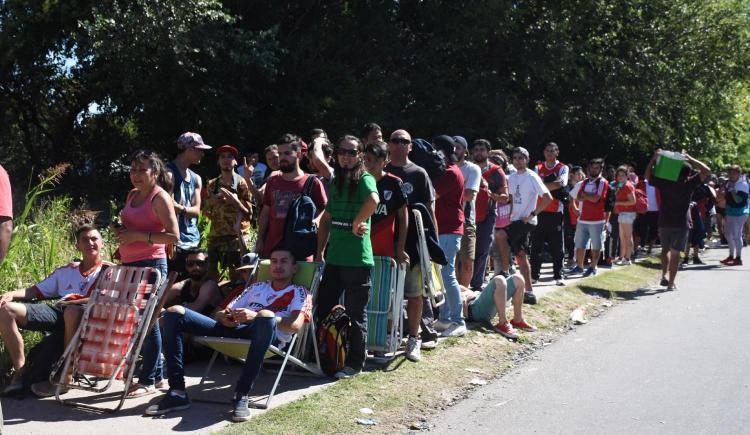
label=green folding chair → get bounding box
[194,260,325,409]
[366,256,406,360]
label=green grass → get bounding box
[221,259,661,434]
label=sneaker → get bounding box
[603,258,613,268]
[334,366,361,379]
[720,256,734,265]
[582,267,597,277]
[523,291,537,305]
[614,257,624,265]
[441,323,467,337]
[555,278,566,286]
[1,371,23,396]
[659,277,669,287]
[621,259,632,266]
[31,380,69,398]
[510,319,538,332]
[144,390,191,416]
[692,256,704,265]
[405,336,422,362]
[493,321,518,339]
[432,319,453,332]
[667,284,678,291]
[730,258,743,266]
[531,278,539,284]
[232,394,251,422]
[420,339,438,350]
[565,266,584,276]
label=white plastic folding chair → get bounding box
[50,265,168,412]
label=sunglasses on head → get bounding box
[337,148,358,157]
[186,259,207,267]
[390,138,411,145]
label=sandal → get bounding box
[126,382,156,398]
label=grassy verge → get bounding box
[222,258,661,434]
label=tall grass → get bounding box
[0,165,81,378]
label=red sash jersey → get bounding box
[535,161,567,213]
[578,178,609,224]
[476,163,506,223]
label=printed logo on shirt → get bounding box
[383,190,392,201]
[272,190,299,218]
[514,184,522,204]
[402,182,414,195]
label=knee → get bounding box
[63,305,84,322]
[511,274,525,290]
[492,276,507,294]
[165,305,186,316]
[0,303,20,323]
[256,309,275,318]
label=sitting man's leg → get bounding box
[232,309,277,422]
[0,302,30,372]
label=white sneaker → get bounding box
[441,323,467,337]
[405,336,422,362]
[420,339,438,350]
[555,278,566,286]
[432,319,453,332]
[622,259,632,265]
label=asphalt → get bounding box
[429,247,750,435]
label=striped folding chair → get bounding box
[366,256,406,359]
[50,265,169,412]
[413,209,446,308]
[193,260,325,409]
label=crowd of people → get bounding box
[0,125,747,422]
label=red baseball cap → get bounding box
[217,144,239,157]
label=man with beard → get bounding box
[453,136,481,289]
[385,129,438,361]
[165,248,220,315]
[166,132,211,276]
[568,158,610,277]
[256,134,327,259]
[316,135,379,379]
[241,144,281,205]
[203,145,253,277]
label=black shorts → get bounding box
[505,221,536,254]
[23,303,65,332]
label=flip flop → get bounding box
[126,382,156,398]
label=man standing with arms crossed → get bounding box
[530,142,568,286]
[453,136,482,288]
[506,147,552,305]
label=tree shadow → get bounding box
[578,284,665,301]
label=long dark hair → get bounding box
[129,149,172,192]
[335,135,365,199]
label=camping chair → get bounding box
[413,209,446,308]
[193,260,325,409]
[50,265,168,412]
[366,256,406,360]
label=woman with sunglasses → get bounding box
[112,149,179,398]
[316,135,379,379]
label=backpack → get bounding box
[280,175,318,260]
[409,138,446,180]
[21,331,65,391]
[634,183,648,214]
[603,181,617,213]
[317,305,350,376]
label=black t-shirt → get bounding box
[652,172,703,228]
[385,161,435,206]
[370,173,409,257]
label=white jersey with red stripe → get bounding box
[228,280,312,344]
[32,261,111,300]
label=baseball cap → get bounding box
[452,136,468,149]
[512,146,529,159]
[217,144,239,157]
[177,132,212,150]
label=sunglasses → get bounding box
[337,148,359,157]
[389,138,411,145]
[186,259,207,267]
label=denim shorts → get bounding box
[618,212,637,224]
[574,222,605,251]
[24,303,65,332]
[468,276,517,323]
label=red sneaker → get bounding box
[510,319,538,332]
[494,321,518,339]
[730,258,743,266]
[720,256,734,265]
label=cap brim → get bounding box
[234,264,256,271]
[195,144,212,150]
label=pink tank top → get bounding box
[119,186,167,263]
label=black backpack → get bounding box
[21,331,65,391]
[317,305,350,376]
[604,180,617,212]
[280,175,318,260]
[409,138,446,180]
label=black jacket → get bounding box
[405,202,447,266]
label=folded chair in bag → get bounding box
[50,266,168,412]
[193,260,325,409]
[413,209,446,308]
[366,256,406,359]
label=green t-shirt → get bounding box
[326,172,378,267]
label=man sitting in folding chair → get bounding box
[146,247,311,422]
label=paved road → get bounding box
[430,248,750,435]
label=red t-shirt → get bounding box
[261,173,327,258]
[576,178,609,224]
[614,181,637,214]
[434,164,465,235]
[476,163,507,223]
[370,173,408,257]
[0,165,11,219]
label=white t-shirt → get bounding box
[228,280,312,344]
[508,170,549,225]
[32,262,108,300]
[458,160,482,225]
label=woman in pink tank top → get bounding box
[113,149,179,398]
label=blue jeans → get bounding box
[438,234,464,326]
[162,308,277,395]
[123,258,167,386]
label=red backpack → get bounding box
[634,182,648,214]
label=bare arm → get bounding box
[173,174,202,218]
[0,217,11,264]
[277,311,306,335]
[309,139,333,181]
[185,280,219,313]
[315,210,331,261]
[353,192,379,232]
[684,153,710,182]
[151,191,180,244]
[463,189,477,203]
[396,205,409,264]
